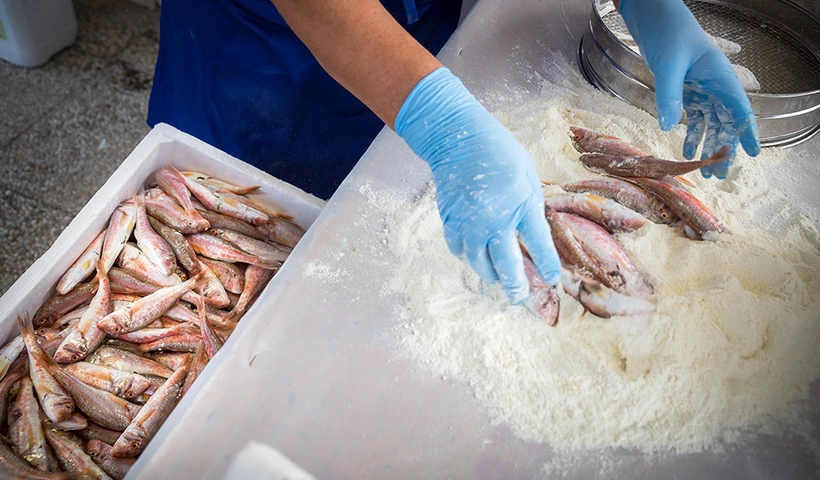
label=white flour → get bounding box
[386,73,820,457]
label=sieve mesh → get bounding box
[600,0,820,94]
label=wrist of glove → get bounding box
[619,0,760,178]
[395,67,561,302]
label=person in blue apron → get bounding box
[148,0,760,306]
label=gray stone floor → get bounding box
[0,0,160,294]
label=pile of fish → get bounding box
[0,166,305,479]
[525,127,731,325]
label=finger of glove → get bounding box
[683,107,706,160]
[488,230,528,304]
[699,109,722,178]
[517,204,562,286]
[711,70,761,157]
[712,124,739,179]
[653,59,689,131]
[464,236,499,283]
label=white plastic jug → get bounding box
[0,0,77,67]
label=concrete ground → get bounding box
[0,0,159,294]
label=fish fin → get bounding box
[674,176,696,188]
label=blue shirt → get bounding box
[148,0,462,199]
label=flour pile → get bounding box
[387,73,820,454]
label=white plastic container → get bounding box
[0,0,77,67]
[0,121,325,377]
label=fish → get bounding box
[132,191,177,277]
[0,364,27,432]
[198,257,244,294]
[569,126,649,156]
[561,178,677,225]
[112,323,198,345]
[147,215,200,274]
[215,191,293,220]
[18,316,75,423]
[117,243,182,288]
[62,363,152,400]
[9,377,49,471]
[560,213,654,297]
[579,146,731,178]
[46,362,142,432]
[545,207,624,291]
[77,422,122,446]
[112,355,191,457]
[521,254,560,326]
[0,437,80,480]
[626,177,730,239]
[54,261,110,363]
[188,233,280,269]
[193,260,230,308]
[33,282,97,329]
[99,204,137,273]
[168,164,269,225]
[44,412,88,432]
[98,273,203,335]
[543,192,646,233]
[226,265,276,322]
[181,171,260,195]
[561,271,656,319]
[56,231,106,295]
[256,217,305,249]
[194,208,267,240]
[44,429,113,479]
[144,189,205,234]
[153,167,209,231]
[0,336,25,380]
[87,347,174,379]
[180,341,208,399]
[138,334,202,354]
[85,439,134,480]
[208,228,291,265]
[49,305,90,330]
[197,295,224,359]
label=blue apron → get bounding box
[148,0,462,199]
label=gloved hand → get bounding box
[395,67,562,303]
[620,0,761,178]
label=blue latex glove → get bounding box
[395,67,562,303]
[620,0,761,178]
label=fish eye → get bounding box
[131,442,141,450]
[126,392,135,398]
[71,355,80,362]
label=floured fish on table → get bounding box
[545,206,624,291]
[9,377,48,471]
[147,215,200,274]
[198,256,244,294]
[569,126,648,156]
[112,356,192,458]
[188,233,281,269]
[561,271,656,319]
[98,273,204,334]
[54,261,110,363]
[44,429,112,480]
[33,281,97,329]
[18,316,74,423]
[100,203,136,273]
[63,363,152,400]
[88,346,174,378]
[579,146,731,178]
[560,213,654,297]
[85,439,134,480]
[544,192,646,233]
[561,178,677,225]
[168,164,269,225]
[521,254,560,326]
[56,230,105,295]
[132,191,177,276]
[153,167,209,231]
[627,177,730,239]
[144,189,205,234]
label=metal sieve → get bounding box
[578,0,820,147]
